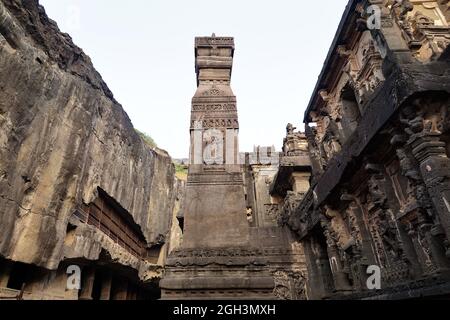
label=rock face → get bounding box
[0,0,178,273]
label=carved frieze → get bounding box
[187,172,243,186]
[273,270,307,300]
[195,36,235,47]
[190,118,239,129]
[192,103,237,112]
[202,87,225,96]
[277,189,319,240]
[166,247,297,268]
[354,38,385,103]
[265,204,280,223]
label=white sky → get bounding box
[40,0,348,158]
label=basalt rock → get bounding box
[0,0,178,272]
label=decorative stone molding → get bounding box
[272,270,306,300]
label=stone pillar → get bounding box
[365,162,423,279]
[79,267,95,300]
[406,223,432,272]
[326,245,352,292]
[315,254,334,298]
[303,238,322,299]
[409,212,449,274]
[409,131,450,260]
[321,218,352,293]
[0,261,13,288]
[336,197,377,289]
[290,172,311,194]
[161,35,277,300]
[310,232,334,299]
[341,196,377,266]
[99,271,112,300]
[391,129,449,273]
[398,225,423,277]
[126,286,137,300]
[182,35,250,249]
[112,277,128,300]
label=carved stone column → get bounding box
[402,103,450,263]
[79,266,95,300]
[350,202,373,289]
[321,217,352,293]
[410,134,450,254]
[161,35,276,299]
[99,271,112,300]
[390,103,450,275]
[305,125,325,180]
[111,277,128,300]
[304,233,334,299]
[392,135,448,274]
[302,238,321,300]
[337,194,379,290]
[290,172,311,194]
[341,194,377,265]
[365,163,418,281]
[127,286,137,300]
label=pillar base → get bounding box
[160,247,275,300]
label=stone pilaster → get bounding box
[100,271,112,301]
[112,277,128,300]
[0,260,12,288]
[79,267,95,300]
[305,234,334,299]
[290,172,311,194]
[321,218,352,293]
[409,130,450,259]
[398,101,450,265]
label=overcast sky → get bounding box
[40,0,348,158]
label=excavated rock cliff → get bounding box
[0,0,180,271]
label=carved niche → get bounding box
[276,191,304,230]
[399,98,450,261]
[351,32,385,105]
[391,0,450,61]
[282,124,309,156]
[335,30,385,109]
[308,113,343,162]
[390,101,450,272]
[365,163,411,283]
[273,270,307,300]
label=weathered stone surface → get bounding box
[276,0,450,300]
[161,36,308,299]
[161,35,274,299]
[64,217,164,282]
[0,0,178,272]
[182,35,249,250]
[4,0,449,301]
